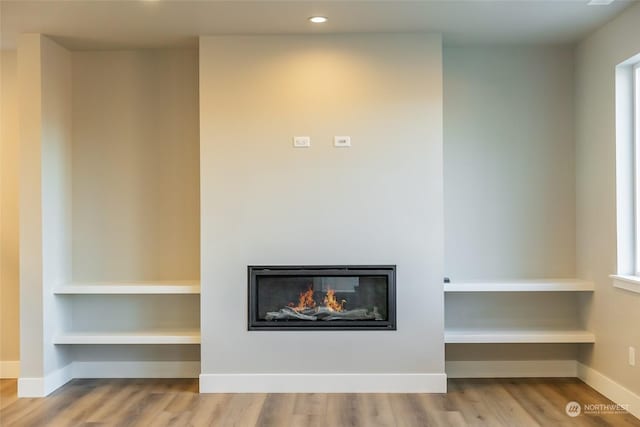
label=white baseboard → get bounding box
[16,361,199,397]
[18,363,73,397]
[72,361,200,378]
[577,362,640,419]
[446,360,578,378]
[199,373,447,393]
[0,361,20,378]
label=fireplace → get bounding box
[248,265,396,330]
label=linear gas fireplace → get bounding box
[248,265,396,331]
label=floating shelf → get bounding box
[444,328,595,344]
[53,330,201,345]
[444,279,594,293]
[54,281,201,295]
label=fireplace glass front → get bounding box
[248,266,396,330]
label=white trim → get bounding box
[17,363,73,397]
[54,281,201,295]
[16,361,199,396]
[446,360,578,379]
[615,61,636,275]
[444,328,595,344]
[199,373,447,393]
[578,362,640,420]
[444,279,594,293]
[17,378,46,398]
[615,54,640,279]
[634,64,640,275]
[0,361,20,378]
[72,361,200,378]
[611,274,640,294]
[53,330,201,345]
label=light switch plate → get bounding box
[293,136,311,148]
[334,136,351,147]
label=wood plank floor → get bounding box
[0,378,638,426]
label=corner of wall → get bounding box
[17,363,72,397]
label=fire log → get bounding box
[265,306,383,321]
[265,306,318,321]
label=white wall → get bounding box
[575,2,640,394]
[443,46,578,363]
[71,49,200,282]
[444,46,576,281]
[18,34,73,386]
[1,50,20,375]
[40,36,74,377]
[199,34,444,389]
[17,44,201,392]
[69,49,201,365]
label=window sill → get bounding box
[610,274,640,294]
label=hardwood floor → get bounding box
[0,378,638,426]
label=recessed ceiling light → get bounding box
[309,16,328,24]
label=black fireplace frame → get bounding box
[248,265,396,331]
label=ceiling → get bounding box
[0,0,635,50]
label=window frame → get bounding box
[612,54,640,293]
[635,63,640,276]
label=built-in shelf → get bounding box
[444,328,595,344]
[444,279,594,293]
[54,281,201,295]
[53,330,201,345]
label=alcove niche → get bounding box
[22,37,201,383]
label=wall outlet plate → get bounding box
[630,346,636,366]
[293,136,311,148]
[334,136,351,147]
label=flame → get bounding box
[288,286,317,312]
[323,289,346,312]
[287,287,347,313]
